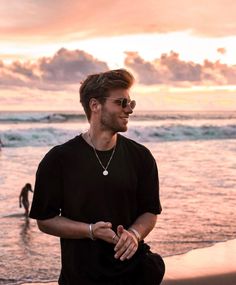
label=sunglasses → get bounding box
[105,97,136,109]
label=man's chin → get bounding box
[117,125,128,133]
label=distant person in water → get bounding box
[19,183,33,216]
[0,138,3,150]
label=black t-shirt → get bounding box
[30,134,162,284]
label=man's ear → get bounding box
[89,98,101,112]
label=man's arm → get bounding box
[128,212,157,240]
[114,212,157,261]
[37,216,118,244]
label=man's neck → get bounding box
[85,129,117,151]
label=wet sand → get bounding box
[22,239,236,285]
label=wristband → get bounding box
[89,224,96,240]
[128,227,141,242]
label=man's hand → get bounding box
[92,222,119,244]
[114,225,138,261]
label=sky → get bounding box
[0,0,236,111]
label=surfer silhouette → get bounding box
[19,183,33,216]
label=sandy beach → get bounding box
[163,238,236,284]
[21,239,236,285]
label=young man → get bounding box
[30,69,165,284]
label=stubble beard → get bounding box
[100,110,128,133]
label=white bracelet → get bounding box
[128,227,141,242]
[89,224,95,240]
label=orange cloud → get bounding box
[217,48,226,54]
[1,0,236,42]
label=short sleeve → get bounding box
[137,149,162,216]
[29,146,63,220]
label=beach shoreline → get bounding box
[21,238,236,285]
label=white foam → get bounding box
[1,124,236,147]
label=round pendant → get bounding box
[103,170,108,176]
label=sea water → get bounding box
[0,111,236,284]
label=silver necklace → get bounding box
[88,133,116,176]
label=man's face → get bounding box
[99,89,135,133]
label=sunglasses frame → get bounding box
[104,97,136,109]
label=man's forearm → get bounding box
[37,216,116,243]
[129,212,157,241]
[37,216,90,239]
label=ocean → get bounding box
[0,110,236,284]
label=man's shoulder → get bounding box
[119,134,152,155]
[119,135,157,170]
[40,136,81,164]
[58,135,82,150]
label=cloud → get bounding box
[10,61,39,80]
[203,60,236,85]
[124,51,236,86]
[1,0,236,41]
[39,48,108,84]
[159,52,202,82]
[1,48,236,91]
[124,52,170,85]
[217,48,226,55]
[0,48,108,90]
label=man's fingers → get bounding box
[105,222,112,228]
[95,221,112,230]
[114,236,134,259]
[98,221,112,228]
[116,242,138,261]
[117,225,124,237]
[111,233,119,244]
[114,229,139,260]
[114,235,128,251]
[92,222,113,241]
[122,243,138,260]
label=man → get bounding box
[19,183,33,216]
[30,69,165,284]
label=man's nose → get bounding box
[124,104,133,114]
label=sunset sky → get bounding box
[1,0,236,111]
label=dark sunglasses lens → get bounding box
[130,100,136,109]
[121,99,136,109]
[121,99,128,108]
